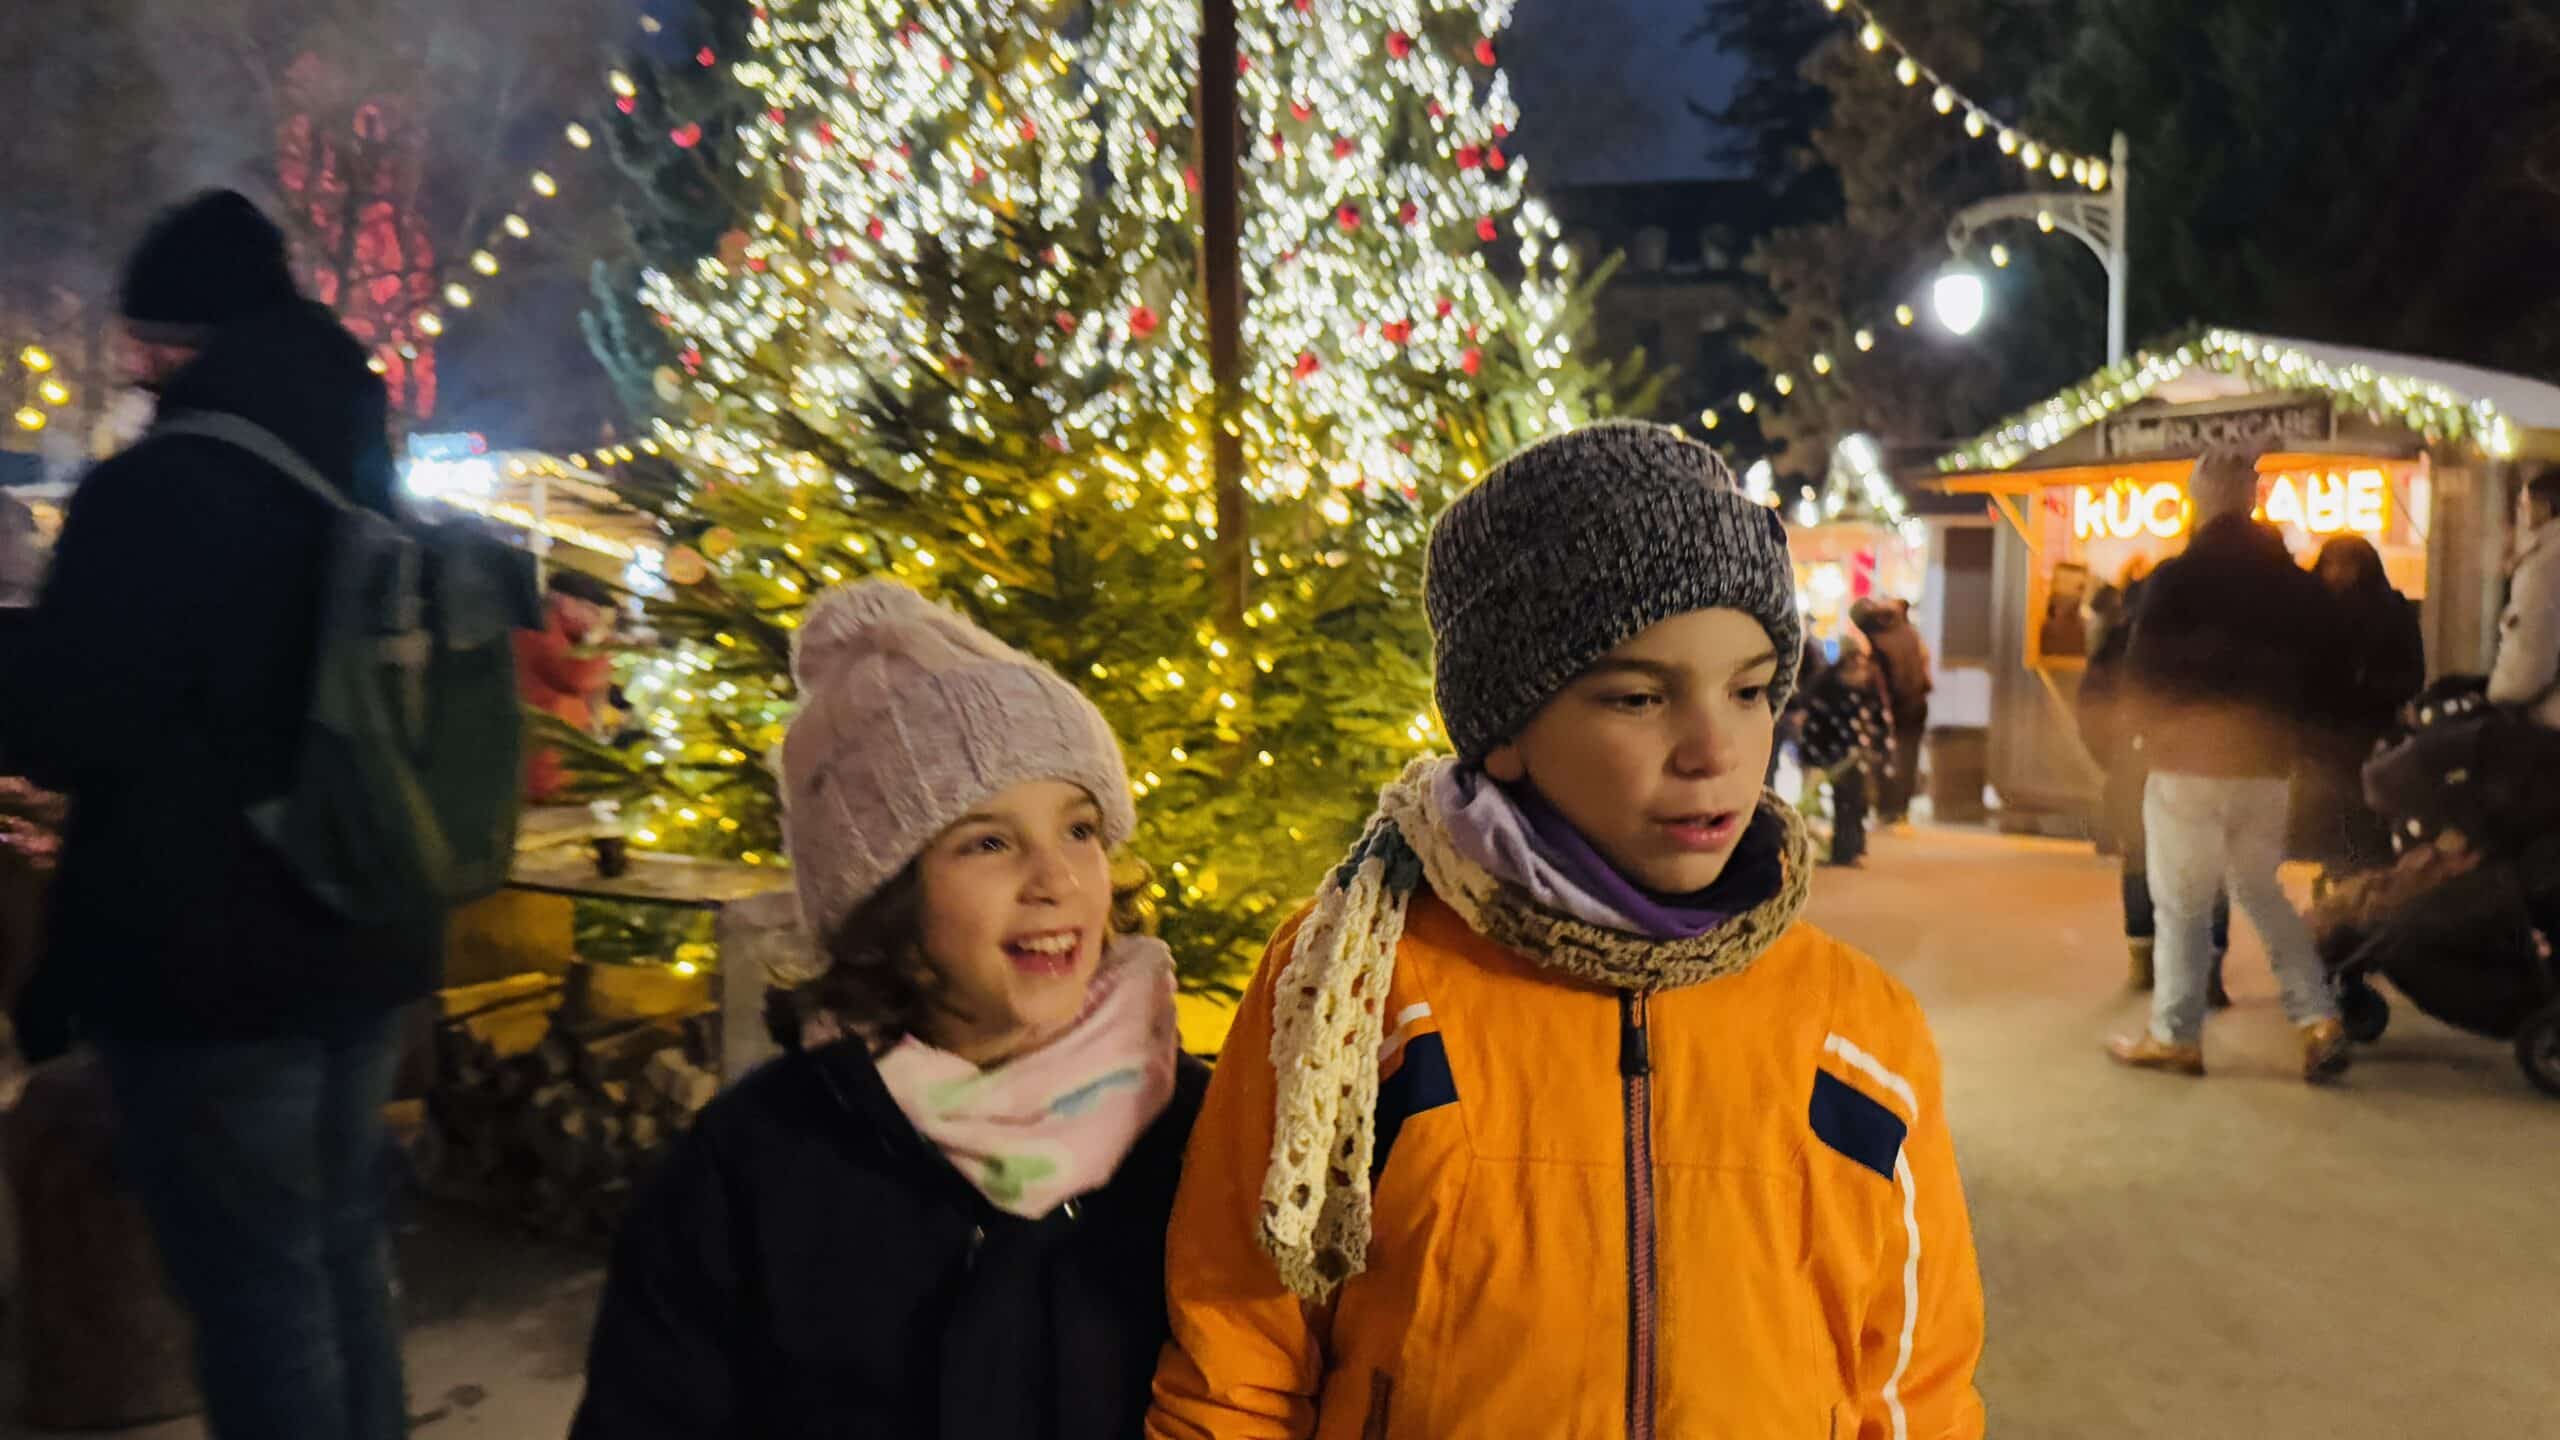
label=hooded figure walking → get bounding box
[0,191,426,1440]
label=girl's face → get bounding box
[1484,608,1781,895]
[913,779,1114,1065]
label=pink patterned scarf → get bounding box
[873,936,1179,1218]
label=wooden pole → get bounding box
[1198,0,1249,628]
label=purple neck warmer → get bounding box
[1433,766,1786,940]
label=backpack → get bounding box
[154,412,540,926]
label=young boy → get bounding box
[1150,423,1984,1439]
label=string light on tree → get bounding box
[563,0,1624,986]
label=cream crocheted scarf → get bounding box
[1257,755,1814,1301]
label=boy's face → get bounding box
[1484,608,1781,894]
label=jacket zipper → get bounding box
[1619,990,1658,1440]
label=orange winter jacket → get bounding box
[1149,893,1986,1440]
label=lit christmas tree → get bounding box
[571,0,1643,989]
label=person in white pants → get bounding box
[2107,442,2354,1083]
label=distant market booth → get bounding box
[1918,328,2560,831]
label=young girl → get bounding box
[573,580,1204,1439]
[1150,422,1984,1439]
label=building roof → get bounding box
[1934,326,2560,474]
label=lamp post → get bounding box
[1945,131,2130,362]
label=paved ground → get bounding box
[9,824,2557,1437]
[1811,825,2560,1438]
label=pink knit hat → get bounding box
[780,581,1135,942]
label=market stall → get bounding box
[1917,328,2560,831]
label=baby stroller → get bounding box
[2312,678,2560,1097]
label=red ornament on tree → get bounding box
[1435,295,1455,317]
[1427,101,1445,120]
[1290,100,1312,123]
[1456,145,1483,170]
[1055,310,1078,332]
[1128,305,1160,338]
[1474,38,1497,65]
[1271,133,1287,158]
[671,123,703,149]
[1493,122,1511,139]
[746,255,767,271]
[1461,347,1483,375]
[697,46,718,66]
[1333,136,1356,160]
[1387,30,1413,58]
[616,95,637,115]
[1475,216,1500,242]
[1184,166,1201,194]
[1337,204,1363,231]
[940,55,954,72]
[679,347,703,373]
[816,122,837,146]
[1383,320,1412,344]
[766,107,787,127]
[1293,0,1310,11]
[1294,352,1321,379]
[1487,147,1507,172]
[866,217,886,241]
[971,165,989,185]
[1019,120,1037,142]
[1397,201,1419,226]
[1238,54,1252,75]
[1040,246,1062,266]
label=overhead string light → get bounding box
[397,12,728,358]
[1689,301,1924,440]
[1809,0,2109,192]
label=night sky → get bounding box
[1503,0,1746,185]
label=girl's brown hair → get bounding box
[765,862,941,1057]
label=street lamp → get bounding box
[1931,268,1987,337]
[1946,131,2131,362]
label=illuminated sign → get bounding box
[2072,468,2389,543]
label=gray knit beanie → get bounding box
[780,580,1135,941]
[1425,420,1802,761]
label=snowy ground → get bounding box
[9,822,2558,1437]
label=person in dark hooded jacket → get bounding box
[0,191,424,1440]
